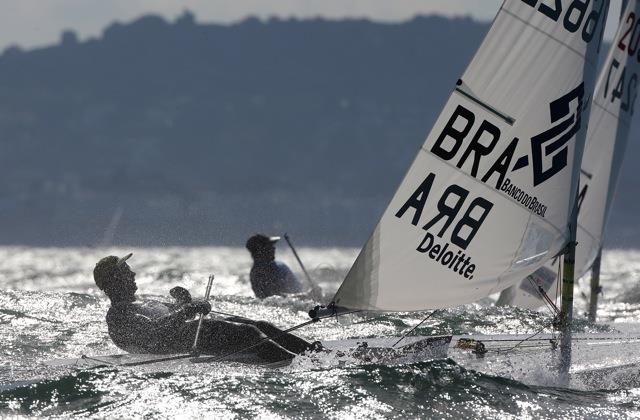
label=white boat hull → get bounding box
[44,335,452,370]
[448,332,640,388]
[44,331,640,389]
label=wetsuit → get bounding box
[105,299,312,362]
[249,260,304,298]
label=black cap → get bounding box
[93,253,133,291]
[245,234,280,254]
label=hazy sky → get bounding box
[0,0,622,51]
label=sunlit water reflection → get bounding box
[1,246,639,418]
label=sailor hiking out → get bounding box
[94,253,320,363]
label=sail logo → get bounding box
[428,83,585,218]
[526,83,585,186]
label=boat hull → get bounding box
[44,335,453,370]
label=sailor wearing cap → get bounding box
[246,234,304,299]
[93,253,317,361]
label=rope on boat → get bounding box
[528,255,562,319]
[191,309,362,364]
[392,311,438,348]
[484,323,552,354]
[79,353,199,368]
[210,309,246,318]
[191,318,321,364]
[528,275,560,317]
[461,335,640,343]
[80,355,116,366]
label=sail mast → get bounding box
[588,248,602,322]
[587,0,629,324]
[559,199,578,375]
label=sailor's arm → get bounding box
[153,300,211,331]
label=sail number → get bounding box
[604,58,637,115]
[609,10,640,116]
[520,0,608,43]
[617,11,640,58]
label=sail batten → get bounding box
[333,0,610,312]
[453,83,516,125]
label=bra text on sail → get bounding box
[428,82,585,217]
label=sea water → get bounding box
[1,246,640,418]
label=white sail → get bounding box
[333,0,610,311]
[498,0,638,309]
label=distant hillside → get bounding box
[0,12,638,247]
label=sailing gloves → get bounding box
[170,286,211,318]
[170,286,192,305]
[183,299,212,318]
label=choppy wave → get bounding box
[2,361,639,418]
[1,246,640,418]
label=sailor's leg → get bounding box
[195,320,295,362]
[233,323,296,362]
[222,317,318,354]
[251,337,297,363]
[252,321,316,354]
[224,316,255,324]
